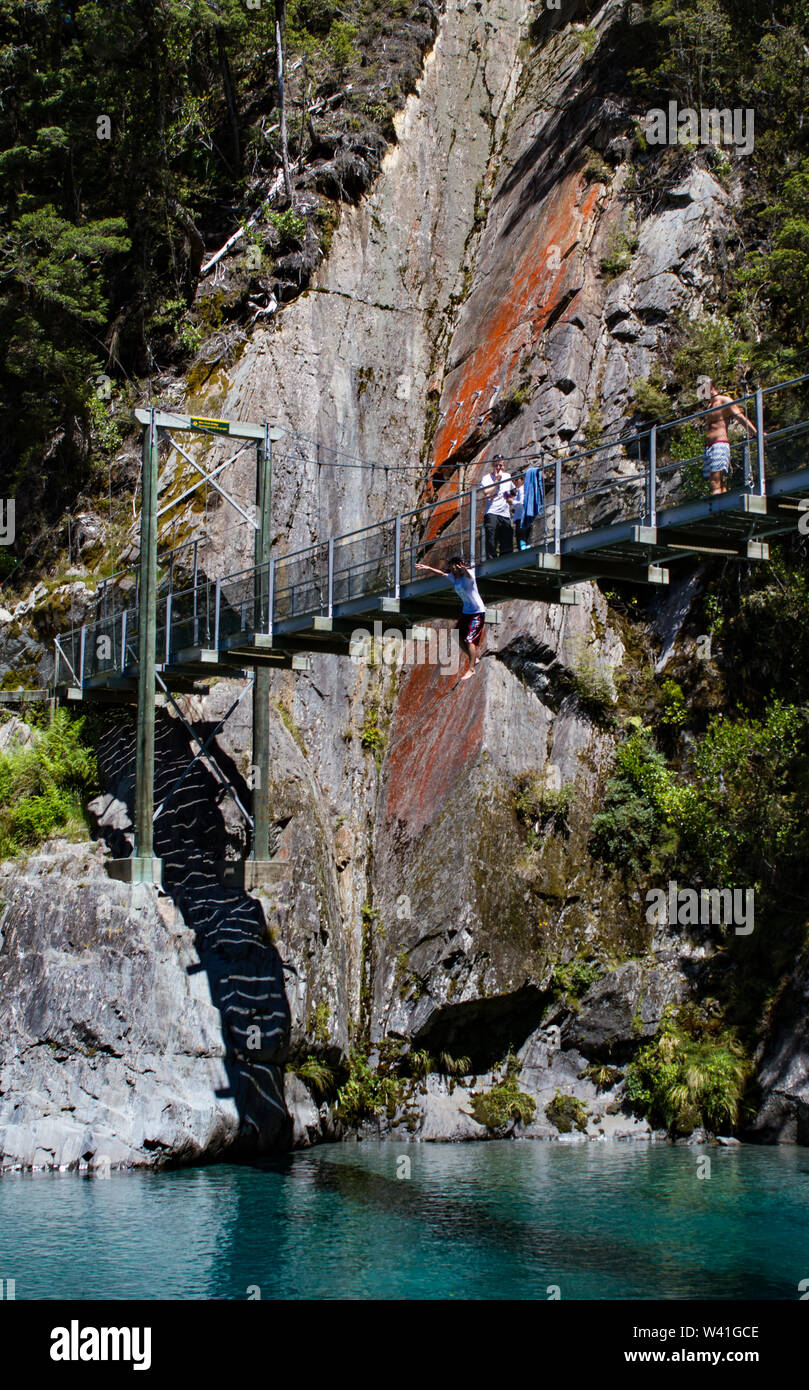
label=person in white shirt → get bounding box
[479,454,513,558]
[415,555,486,681]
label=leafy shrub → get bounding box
[546,1091,588,1133]
[668,702,809,888]
[470,1072,536,1132]
[659,678,687,729]
[552,956,602,1002]
[326,20,359,73]
[580,1062,622,1091]
[600,221,639,277]
[334,1050,402,1126]
[292,1056,334,1095]
[625,1006,750,1134]
[514,773,575,840]
[590,726,677,877]
[0,710,96,859]
[569,652,615,722]
[631,373,670,420]
[268,208,307,245]
[583,150,611,183]
[359,702,386,763]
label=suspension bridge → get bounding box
[49,374,809,888]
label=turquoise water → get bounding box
[1,1141,808,1300]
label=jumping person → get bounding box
[480,455,514,558]
[415,556,486,681]
[699,377,761,496]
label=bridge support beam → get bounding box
[252,425,273,864]
[110,408,162,886]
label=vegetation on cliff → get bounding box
[0,0,438,573]
[0,709,97,858]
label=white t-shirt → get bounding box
[512,482,524,521]
[449,566,485,614]
[481,471,512,518]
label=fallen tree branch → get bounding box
[199,170,285,276]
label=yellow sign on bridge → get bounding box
[190,416,230,435]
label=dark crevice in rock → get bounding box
[411,984,553,1074]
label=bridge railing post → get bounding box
[165,592,172,664]
[79,624,86,690]
[214,578,221,649]
[121,609,127,672]
[470,487,477,566]
[192,539,199,646]
[327,538,334,618]
[755,388,766,494]
[394,516,401,599]
[648,425,657,526]
[553,457,562,554]
[267,557,275,638]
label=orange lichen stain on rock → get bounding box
[382,644,487,839]
[431,171,601,478]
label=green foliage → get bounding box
[671,314,752,398]
[583,150,611,184]
[545,1091,589,1134]
[577,27,599,60]
[580,1062,622,1091]
[590,726,678,877]
[741,160,809,353]
[0,0,435,563]
[359,700,387,763]
[659,678,687,728]
[667,701,809,889]
[177,321,204,354]
[552,956,602,1002]
[625,1005,750,1134]
[306,1000,331,1045]
[326,20,359,74]
[631,373,671,421]
[292,1056,335,1095]
[268,208,307,245]
[437,1050,471,1077]
[0,709,96,859]
[406,1048,433,1080]
[334,1049,402,1126]
[600,220,639,277]
[583,403,604,450]
[514,773,575,840]
[569,650,615,722]
[470,1070,537,1132]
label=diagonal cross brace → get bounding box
[154,439,251,520]
[158,433,258,528]
[153,672,254,827]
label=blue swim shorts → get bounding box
[703,442,731,478]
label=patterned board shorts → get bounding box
[458,611,485,646]
[703,442,731,478]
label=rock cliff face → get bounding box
[0,0,783,1166]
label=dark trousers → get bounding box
[484,513,513,559]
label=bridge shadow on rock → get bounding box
[95,711,292,1159]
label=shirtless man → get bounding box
[700,377,760,496]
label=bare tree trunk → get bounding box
[275,0,293,202]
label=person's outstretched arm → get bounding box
[730,401,759,435]
[415,561,448,577]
